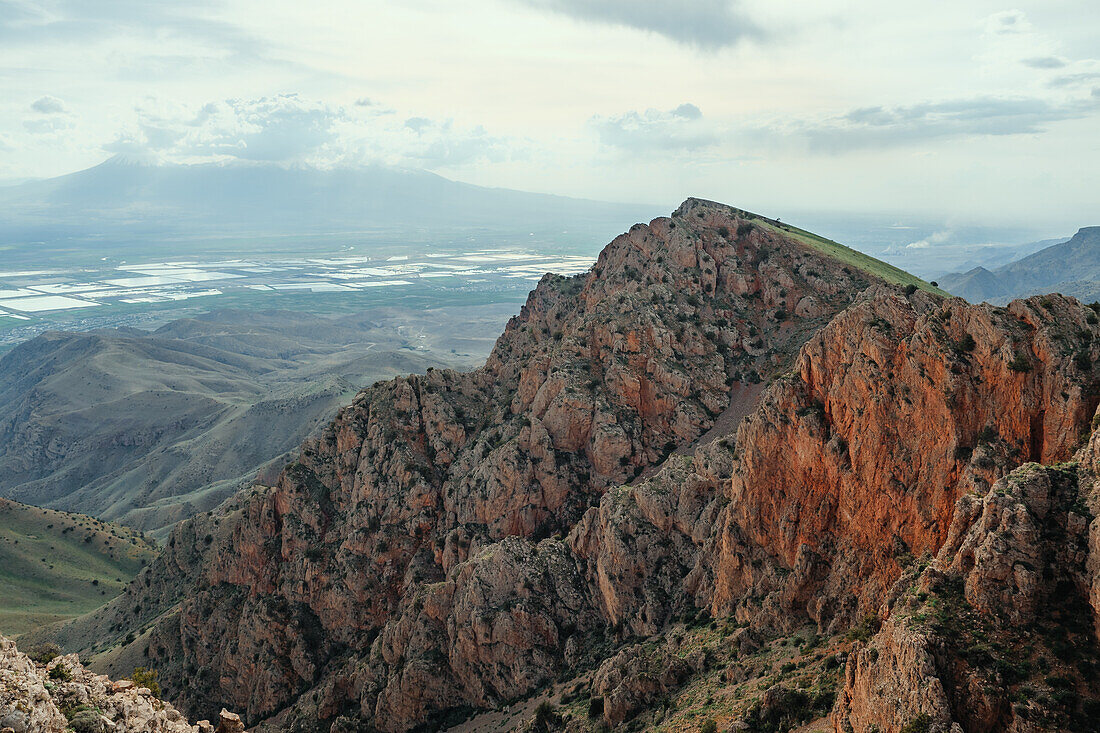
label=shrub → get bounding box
[49,663,72,682]
[701,719,718,733]
[68,709,105,733]
[905,284,917,295]
[1008,352,1032,372]
[901,714,933,733]
[954,333,976,354]
[130,667,161,698]
[977,425,998,444]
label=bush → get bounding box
[1008,353,1033,372]
[954,333,977,354]
[129,667,161,698]
[26,642,61,664]
[905,284,917,295]
[900,714,933,733]
[68,709,105,733]
[700,719,718,733]
[49,663,72,682]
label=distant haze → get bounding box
[0,1,1097,235]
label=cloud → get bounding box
[1048,71,1100,88]
[30,95,67,114]
[404,117,433,134]
[23,117,73,135]
[355,97,378,107]
[105,95,339,162]
[101,95,517,171]
[798,95,1100,153]
[513,0,762,49]
[905,230,952,249]
[985,10,1032,36]
[0,0,264,59]
[1022,56,1067,69]
[591,104,718,152]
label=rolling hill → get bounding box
[0,304,511,534]
[0,497,157,637]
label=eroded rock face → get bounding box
[73,200,883,730]
[834,423,1100,733]
[0,635,229,733]
[37,200,1100,731]
[704,290,1100,630]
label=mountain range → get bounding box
[939,226,1100,304]
[5,200,1100,733]
[0,156,657,266]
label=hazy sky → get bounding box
[1,0,1098,229]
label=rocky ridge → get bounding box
[0,634,243,733]
[27,200,1100,731]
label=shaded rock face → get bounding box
[834,427,1100,732]
[91,200,881,729]
[0,634,232,733]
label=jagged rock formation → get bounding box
[0,634,242,732]
[34,199,891,729]
[835,427,1100,732]
[30,200,1100,732]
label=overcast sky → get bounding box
[1,0,1098,229]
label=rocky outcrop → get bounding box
[46,199,889,730]
[39,200,1100,732]
[835,423,1100,732]
[703,290,1100,630]
[0,634,242,733]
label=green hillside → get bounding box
[0,498,158,636]
[752,214,949,296]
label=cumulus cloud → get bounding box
[30,95,68,114]
[798,95,1100,153]
[104,95,339,162]
[591,103,718,152]
[513,0,762,49]
[101,94,516,170]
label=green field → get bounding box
[0,498,158,637]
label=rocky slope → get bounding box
[34,199,902,729]
[31,199,1100,732]
[835,421,1100,732]
[0,633,244,733]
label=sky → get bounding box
[1,0,1099,232]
